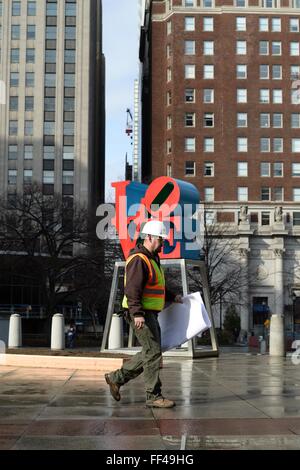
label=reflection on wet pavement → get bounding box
[1,354,300,449]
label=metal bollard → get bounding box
[51,314,65,350]
[259,336,266,354]
[8,314,22,349]
[108,314,123,349]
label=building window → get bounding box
[9,121,18,136]
[12,1,21,16]
[292,113,300,128]
[236,0,246,5]
[271,17,281,32]
[167,115,172,130]
[292,139,300,152]
[11,25,20,40]
[63,171,74,185]
[9,96,18,111]
[203,0,213,7]
[261,187,271,201]
[185,88,195,102]
[203,40,214,55]
[292,163,300,176]
[204,137,214,152]
[260,113,270,128]
[236,17,246,31]
[11,48,20,63]
[260,138,270,152]
[25,120,33,136]
[203,17,213,31]
[185,64,195,79]
[27,24,36,40]
[185,161,196,176]
[273,162,283,177]
[167,91,172,106]
[259,41,269,55]
[273,137,283,153]
[260,89,270,103]
[293,0,300,7]
[237,64,247,79]
[274,187,283,201]
[8,145,18,160]
[273,113,282,128]
[203,88,214,103]
[185,0,195,7]
[205,211,215,225]
[204,187,214,202]
[185,40,195,55]
[260,162,270,177]
[166,163,172,177]
[261,212,270,226]
[26,48,35,63]
[25,96,34,112]
[185,137,195,152]
[290,42,300,56]
[237,162,248,177]
[291,65,300,80]
[259,17,269,32]
[272,41,281,55]
[203,64,214,79]
[237,113,247,127]
[204,162,214,176]
[10,72,19,87]
[237,89,247,103]
[238,187,248,201]
[260,64,269,79]
[185,112,195,127]
[272,65,282,79]
[27,1,36,16]
[8,170,17,185]
[167,20,172,35]
[26,72,35,87]
[293,188,300,201]
[24,145,33,160]
[273,89,282,104]
[43,171,54,184]
[290,18,300,32]
[237,137,248,152]
[167,67,172,82]
[236,40,247,55]
[184,16,195,31]
[204,112,214,127]
[293,212,300,226]
[24,169,33,184]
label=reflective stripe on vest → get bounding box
[122,253,165,311]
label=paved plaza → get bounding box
[1,352,300,450]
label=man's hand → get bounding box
[134,316,145,329]
[174,295,183,303]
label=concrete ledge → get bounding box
[1,354,124,371]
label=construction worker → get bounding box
[105,220,182,408]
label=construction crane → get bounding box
[125,108,133,145]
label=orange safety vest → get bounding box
[122,253,166,311]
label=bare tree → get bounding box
[0,185,110,322]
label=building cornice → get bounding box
[152,7,300,21]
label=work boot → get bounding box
[146,397,175,408]
[105,373,121,402]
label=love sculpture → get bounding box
[111,176,202,260]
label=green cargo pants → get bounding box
[110,311,162,401]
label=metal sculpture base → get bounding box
[101,259,219,358]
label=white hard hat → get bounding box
[141,220,168,239]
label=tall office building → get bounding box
[140,0,300,335]
[0,0,105,210]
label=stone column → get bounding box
[239,248,250,334]
[273,249,284,316]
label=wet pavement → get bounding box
[1,353,300,450]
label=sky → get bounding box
[102,0,140,201]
